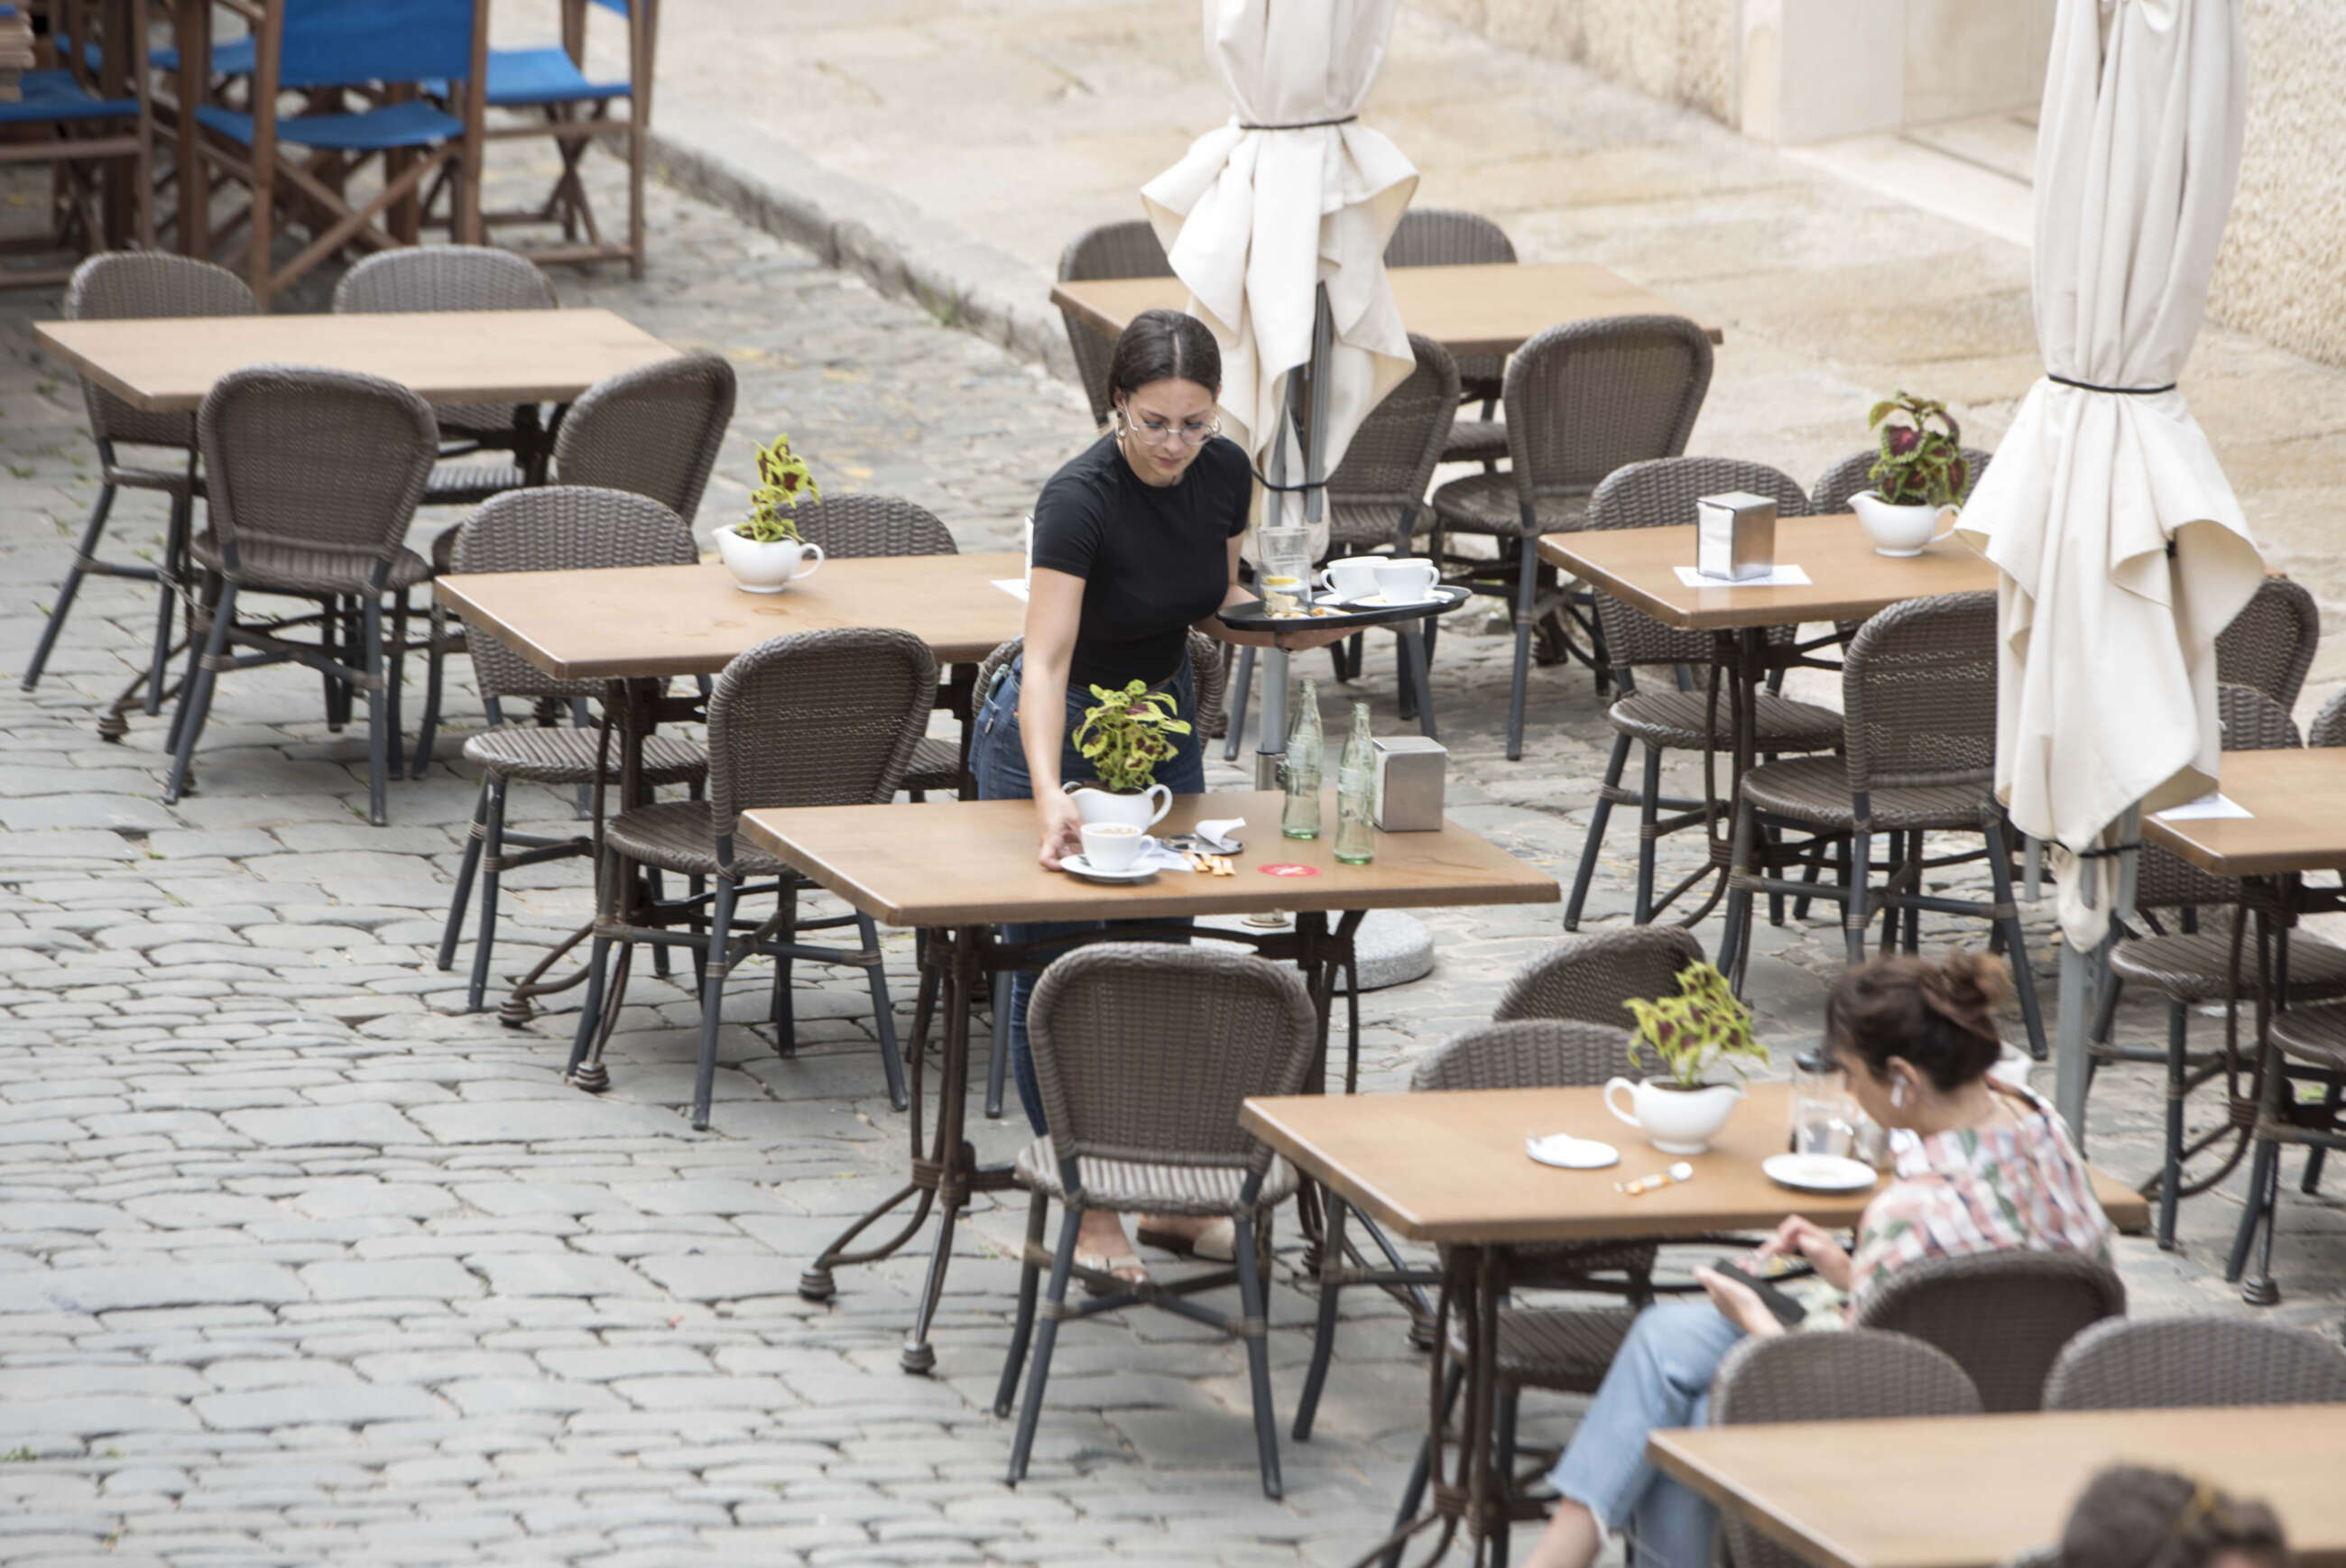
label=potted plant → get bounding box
[1065,679,1191,828]
[715,434,828,594]
[1850,391,1970,558]
[1602,963,1769,1155]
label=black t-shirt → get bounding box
[1030,432,1251,690]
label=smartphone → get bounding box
[1724,1260,1811,1328]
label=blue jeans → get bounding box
[970,652,1205,1135]
[1547,1301,1745,1568]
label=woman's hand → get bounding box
[1034,789,1085,871]
[1752,1215,1854,1293]
[1694,1265,1789,1338]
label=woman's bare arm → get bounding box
[1195,533,1353,651]
[1019,567,1088,867]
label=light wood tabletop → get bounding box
[2144,749,2346,879]
[433,555,1030,679]
[1536,513,1998,632]
[1051,263,1723,356]
[32,308,680,412]
[1649,1404,2346,1568]
[1240,1083,2150,1245]
[738,789,1559,928]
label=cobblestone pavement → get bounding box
[0,156,2341,1567]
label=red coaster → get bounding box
[1257,862,1321,878]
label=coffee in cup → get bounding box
[1078,821,1147,871]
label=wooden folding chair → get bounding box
[0,0,152,289]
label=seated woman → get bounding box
[1523,952,2116,1568]
[2060,1466,2288,1568]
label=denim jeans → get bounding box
[1547,1301,1746,1568]
[969,652,1205,1135]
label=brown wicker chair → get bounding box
[23,255,255,708]
[2224,998,2346,1303]
[1384,208,1516,467]
[1709,1330,1982,1568]
[2045,1316,2346,1410]
[1812,446,1995,514]
[1562,458,1840,930]
[577,628,937,1130]
[166,367,438,827]
[550,352,736,525]
[993,944,1316,1499]
[1429,315,1714,759]
[1057,220,1170,428]
[2312,690,2346,748]
[2213,576,2320,712]
[433,487,706,1013]
[1492,925,1706,1027]
[1723,591,2047,1058]
[1852,1250,2125,1414]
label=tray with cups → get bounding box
[1216,554,1473,633]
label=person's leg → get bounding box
[1522,1302,1746,1568]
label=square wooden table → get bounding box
[2144,748,2346,879]
[1242,1082,2149,1564]
[1649,1405,2346,1568]
[32,308,679,412]
[738,789,1559,1373]
[1051,263,1724,355]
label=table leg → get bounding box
[1712,629,1767,983]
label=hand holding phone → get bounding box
[1723,1259,1811,1328]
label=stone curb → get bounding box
[648,96,1077,383]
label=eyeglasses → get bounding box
[1122,411,1221,448]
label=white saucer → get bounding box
[1524,1133,1621,1171]
[1060,853,1155,883]
[1345,591,1443,609]
[1761,1153,1879,1193]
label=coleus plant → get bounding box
[1072,680,1192,794]
[1867,391,1970,506]
[736,434,820,544]
[1625,963,1769,1090]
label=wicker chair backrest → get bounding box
[1058,220,1172,428]
[1812,446,1996,514]
[2314,690,2346,749]
[68,253,257,453]
[333,246,557,443]
[1028,943,1317,1176]
[1712,1329,1982,1568]
[454,487,696,702]
[972,631,1224,745]
[2136,683,2299,910]
[1409,1018,1630,1093]
[197,367,436,578]
[1501,315,1712,506]
[704,628,937,835]
[789,493,956,558]
[1328,334,1457,512]
[1491,925,1704,1028]
[1383,208,1516,396]
[1852,1249,2125,1413]
[2214,576,2318,712]
[1584,458,1812,669]
[1840,591,1998,794]
[2043,1315,2346,1410]
[554,353,736,526]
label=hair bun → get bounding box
[1916,950,2009,1037]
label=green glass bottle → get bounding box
[1280,678,1324,840]
[1334,701,1376,864]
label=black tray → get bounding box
[1215,584,1473,635]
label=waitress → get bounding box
[972,308,1345,1281]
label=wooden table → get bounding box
[31,308,679,412]
[739,789,1559,1374]
[1244,1082,2149,1567]
[1051,263,1724,355]
[1650,1405,2346,1568]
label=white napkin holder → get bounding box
[1695,491,1778,582]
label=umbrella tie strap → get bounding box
[1238,114,1358,130]
[2047,372,2177,396]
[2073,840,2143,861]
[1252,470,1326,493]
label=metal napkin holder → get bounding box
[1695,490,1778,582]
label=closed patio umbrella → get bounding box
[1954,0,2264,1128]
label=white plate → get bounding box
[1344,591,1444,609]
[1059,853,1155,883]
[1761,1153,1879,1193]
[1524,1133,1620,1170]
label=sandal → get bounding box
[1136,1217,1236,1263]
[1075,1250,1149,1296]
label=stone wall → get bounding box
[1410,0,1733,122]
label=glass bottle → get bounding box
[1334,702,1377,864]
[1280,678,1323,839]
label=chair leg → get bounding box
[1719,794,1760,985]
[993,1188,1049,1416]
[19,480,118,692]
[1224,645,1256,761]
[647,868,671,980]
[1565,732,1630,933]
[985,970,1011,1120]
[1007,1202,1083,1486]
[411,600,446,779]
[1843,828,1872,968]
[771,881,798,1051]
[1232,1210,1283,1499]
[1292,1194,1348,1440]
[857,911,910,1112]
[361,597,390,826]
[1399,624,1437,740]
[164,575,219,755]
[466,775,509,1012]
[1632,742,1664,924]
[2157,1001,2188,1251]
[439,775,489,973]
[1900,830,1923,954]
[383,591,410,779]
[1983,825,2047,1061]
[2226,1132,2277,1285]
[164,581,237,807]
[691,875,739,1131]
[143,484,192,716]
[2301,1081,2340,1194]
[1492,1379,1521,1567]
[1505,541,1537,761]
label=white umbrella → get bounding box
[1955,0,2264,1127]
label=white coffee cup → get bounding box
[1318,557,1382,600]
[1373,557,1440,601]
[1078,822,1148,872]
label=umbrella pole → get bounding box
[1252,286,1333,791]
[2051,804,2141,1140]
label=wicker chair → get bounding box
[1852,1250,2125,1414]
[2214,576,2320,712]
[2314,691,2346,747]
[1492,925,1706,1027]
[1812,446,1995,514]
[333,246,559,513]
[1709,1330,1982,1568]
[1384,208,1517,466]
[1057,220,1171,428]
[578,628,937,1130]
[433,488,706,1013]
[167,367,437,827]
[993,944,1316,1499]
[1562,459,1840,930]
[2045,1316,2346,1410]
[1723,592,2048,1058]
[22,255,255,708]
[788,493,963,797]
[1429,316,1714,759]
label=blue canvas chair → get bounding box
[0,0,152,290]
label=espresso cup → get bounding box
[1079,822,1147,872]
[1318,557,1382,600]
[1374,557,1439,600]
